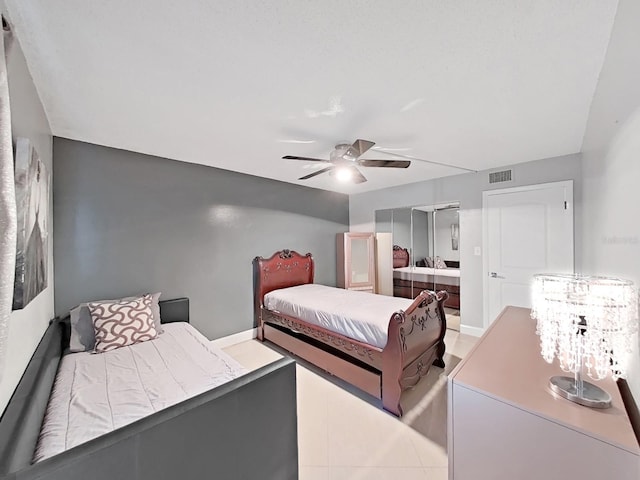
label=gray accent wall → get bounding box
[581,0,640,404]
[53,138,349,340]
[0,4,54,415]
[350,154,583,332]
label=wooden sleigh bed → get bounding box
[253,249,448,416]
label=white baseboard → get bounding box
[460,325,485,337]
[211,328,257,348]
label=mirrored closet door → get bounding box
[426,204,460,331]
[375,203,461,331]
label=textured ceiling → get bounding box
[5,1,618,194]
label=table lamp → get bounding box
[531,274,638,408]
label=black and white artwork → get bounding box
[451,223,459,251]
[13,138,48,310]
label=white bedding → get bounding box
[393,266,460,286]
[34,322,246,462]
[264,284,413,349]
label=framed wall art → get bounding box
[13,137,48,310]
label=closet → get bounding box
[374,203,462,331]
[336,232,376,293]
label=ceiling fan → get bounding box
[283,139,410,184]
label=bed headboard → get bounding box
[393,245,409,268]
[159,297,189,324]
[58,297,191,349]
[253,250,314,325]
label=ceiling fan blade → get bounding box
[298,166,334,180]
[349,166,367,184]
[358,159,411,168]
[283,155,330,162]
[345,139,375,159]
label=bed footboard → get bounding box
[382,290,448,416]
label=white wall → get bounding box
[580,0,640,404]
[350,154,583,331]
[0,3,54,414]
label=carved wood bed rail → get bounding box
[253,249,447,416]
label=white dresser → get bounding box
[448,306,640,480]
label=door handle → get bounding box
[489,272,505,279]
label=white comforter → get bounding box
[264,284,413,349]
[393,266,461,286]
[34,322,246,462]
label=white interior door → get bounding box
[483,181,574,327]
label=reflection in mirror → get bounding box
[411,208,430,269]
[374,202,461,332]
[392,208,412,257]
[350,238,370,284]
[431,204,460,331]
[433,208,460,266]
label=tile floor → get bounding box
[444,308,461,332]
[223,329,478,480]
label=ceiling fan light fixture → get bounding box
[334,167,353,183]
[286,138,408,184]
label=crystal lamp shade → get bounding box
[531,274,639,381]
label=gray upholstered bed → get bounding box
[0,298,298,479]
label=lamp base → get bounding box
[549,376,611,409]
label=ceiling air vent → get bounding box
[489,169,512,184]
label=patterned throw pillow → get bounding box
[425,256,435,268]
[88,295,158,353]
[434,256,448,269]
[69,292,163,353]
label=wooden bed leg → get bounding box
[257,319,264,341]
[382,380,403,417]
[382,311,405,417]
[432,340,446,368]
